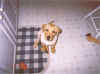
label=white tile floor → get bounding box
[18,0,100,74]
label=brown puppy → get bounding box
[34,21,62,54]
[86,33,100,44]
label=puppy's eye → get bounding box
[45,29,48,31]
[52,31,56,33]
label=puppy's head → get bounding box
[42,23,62,41]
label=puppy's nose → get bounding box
[47,36,50,40]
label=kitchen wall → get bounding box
[18,0,100,74]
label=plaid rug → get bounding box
[15,27,48,73]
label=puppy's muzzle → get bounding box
[47,36,50,40]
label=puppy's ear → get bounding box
[42,24,47,32]
[48,20,55,26]
[48,20,55,24]
[42,24,47,29]
[58,27,62,34]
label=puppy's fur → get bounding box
[86,33,100,44]
[34,21,62,53]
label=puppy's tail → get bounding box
[48,20,55,24]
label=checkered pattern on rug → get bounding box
[15,27,48,73]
